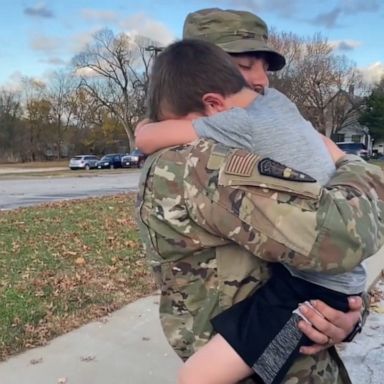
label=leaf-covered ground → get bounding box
[0,194,155,360]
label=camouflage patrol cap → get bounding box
[183,8,286,71]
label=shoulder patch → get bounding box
[225,151,259,177]
[207,143,231,170]
[258,158,316,183]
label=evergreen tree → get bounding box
[359,78,384,140]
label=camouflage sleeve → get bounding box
[185,142,384,274]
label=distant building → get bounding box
[373,139,384,155]
[328,86,373,155]
[332,118,372,155]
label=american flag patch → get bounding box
[225,152,258,176]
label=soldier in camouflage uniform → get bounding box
[136,6,378,383]
[137,140,384,383]
[183,5,368,371]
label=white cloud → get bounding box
[359,62,384,84]
[120,13,175,45]
[1,71,47,92]
[70,12,175,54]
[1,71,24,92]
[330,39,362,51]
[70,29,101,54]
[40,57,67,66]
[30,34,63,54]
[74,67,98,78]
[209,0,299,17]
[81,9,119,23]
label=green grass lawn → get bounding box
[0,194,155,360]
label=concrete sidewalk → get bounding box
[0,265,383,384]
[0,294,182,384]
[338,277,384,384]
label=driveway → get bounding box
[0,171,141,210]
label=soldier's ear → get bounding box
[202,93,226,115]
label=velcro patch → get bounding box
[258,158,316,182]
[225,152,258,177]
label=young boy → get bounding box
[136,39,367,384]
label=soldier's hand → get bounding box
[297,297,362,355]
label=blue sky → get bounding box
[1,0,383,88]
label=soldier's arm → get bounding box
[186,143,384,273]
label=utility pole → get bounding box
[145,45,162,57]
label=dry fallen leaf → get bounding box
[74,257,86,266]
[80,355,96,362]
[371,305,384,314]
[0,194,155,361]
[30,357,43,365]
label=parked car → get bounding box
[336,142,370,160]
[121,149,146,168]
[96,154,125,169]
[69,155,99,170]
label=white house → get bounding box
[333,120,373,154]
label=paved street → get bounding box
[0,171,141,210]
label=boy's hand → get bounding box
[319,135,345,163]
[298,297,362,355]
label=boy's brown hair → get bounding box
[147,39,247,121]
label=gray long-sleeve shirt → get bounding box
[193,87,366,294]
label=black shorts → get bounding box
[211,264,352,384]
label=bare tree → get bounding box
[0,89,22,161]
[21,77,52,161]
[269,31,365,135]
[45,70,79,158]
[325,65,369,136]
[72,29,159,149]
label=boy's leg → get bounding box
[211,264,351,384]
[178,334,253,384]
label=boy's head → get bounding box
[147,39,247,122]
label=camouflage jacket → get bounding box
[137,140,384,384]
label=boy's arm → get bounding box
[135,108,254,154]
[319,134,345,163]
[135,120,198,154]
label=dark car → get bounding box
[336,142,370,160]
[121,149,146,168]
[96,154,125,169]
[69,155,99,170]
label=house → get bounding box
[332,120,373,155]
[328,87,373,155]
[372,139,384,155]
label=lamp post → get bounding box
[145,45,162,57]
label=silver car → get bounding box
[69,155,99,170]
